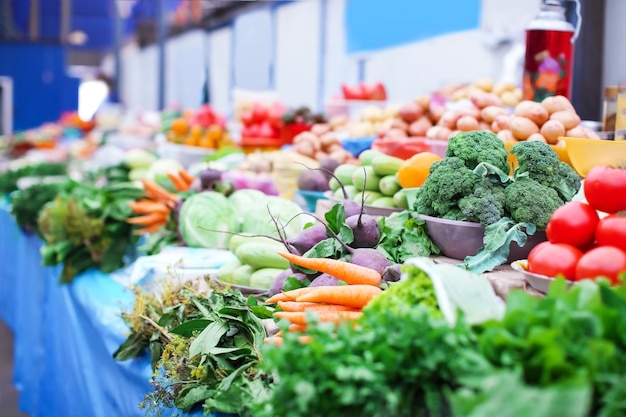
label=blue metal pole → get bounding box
[317,0,328,112]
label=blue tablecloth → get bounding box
[0,207,230,417]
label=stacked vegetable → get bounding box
[328,150,407,209]
[164,104,232,149]
[527,165,626,283]
[0,162,67,195]
[413,130,582,272]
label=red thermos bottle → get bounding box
[522,0,580,102]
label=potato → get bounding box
[408,117,433,137]
[459,107,481,119]
[456,116,480,132]
[470,91,504,109]
[329,115,348,128]
[515,101,549,126]
[314,150,329,160]
[479,122,491,131]
[493,82,516,96]
[496,129,514,142]
[391,118,409,133]
[540,120,566,144]
[510,116,540,141]
[492,115,512,132]
[512,88,523,101]
[438,111,461,129]
[452,89,469,101]
[386,128,408,139]
[449,130,461,140]
[581,127,601,140]
[398,103,423,124]
[481,106,510,123]
[415,95,430,110]
[320,133,341,150]
[550,110,581,130]
[428,106,446,123]
[527,133,547,143]
[473,78,494,92]
[501,91,519,107]
[541,95,575,114]
[426,126,452,141]
[330,149,350,163]
[293,140,316,157]
[565,126,591,139]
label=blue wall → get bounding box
[0,43,79,130]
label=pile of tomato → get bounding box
[528,165,626,284]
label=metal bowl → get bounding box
[418,214,547,261]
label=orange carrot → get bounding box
[167,171,190,192]
[133,223,163,235]
[277,301,360,313]
[288,323,308,332]
[141,179,181,203]
[264,337,283,347]
[128,201,169,214]
[274,311,363,326]
[264,287,319,304]
[178,169,195,186]
[278,252,381,287]
[126,212,167,225]
[295,285,382,309]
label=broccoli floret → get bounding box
[413,157,478,218]
[446,131,510,174]
[441,207,467,221]
[555,161,582,201]
[510,141,582,201]
[510,141,560,186]
[458,180,506,226]
[504,177,564,229]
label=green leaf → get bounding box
[283,276,309,292]
[192,298,213,319]
[170,319,211,337]
[149,341,163,371]
[189,321,228,358]
[113,331,148,361]
[474,162,513,186]
[174,385,213,412]
[464,218,536,274]
[305,238,344,259]
[250,305,274,319]
[324,203,346,234]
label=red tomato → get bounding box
[341,84,365,100]
[584,166,626,213]
[251,103,269,124]
[362,82,387,101]
[527,242,583,280]
[595,214,626,252]
[546,202,599,249]
[575,246,626,284]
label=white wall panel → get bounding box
[603,0,626,88]
[324,0,358,104]
[165,30,206,109]
[140,45,159,111]
[365,30,498,104]
[208,27,232,117]
[233,8,273,91]
[275,0,321,109]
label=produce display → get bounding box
[411,130,582,272]
[4,71,626,417]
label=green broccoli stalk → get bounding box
[446,131,510,174]
[504,177,564,229]
[510,141,581,201]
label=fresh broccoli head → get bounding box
[504,177,564,229]
[446,131,510,174]
[413,157,478,219]
[510,141,559,186]
[441,207,467,222]
[458,179,506,226]
[510,141,581,201]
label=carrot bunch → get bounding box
[166,168,195,192]
[126,174,190,235]
[263,253,383,346]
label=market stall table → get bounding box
[0,206,232,417]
